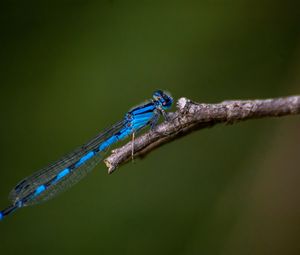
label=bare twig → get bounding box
[104,95,300,174]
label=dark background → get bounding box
[1,1,300,254]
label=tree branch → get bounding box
[104,95,300,174]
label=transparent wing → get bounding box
[9,120,126,206]
[23,152,103,206]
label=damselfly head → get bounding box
[153,90,173,110]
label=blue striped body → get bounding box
[0,90,173,220]
[99,103,156,151]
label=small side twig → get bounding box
[104,95,300,174]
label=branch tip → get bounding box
[177,97,189,110]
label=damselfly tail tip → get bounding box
[0,204,21,221]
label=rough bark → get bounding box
[104,95,300,174]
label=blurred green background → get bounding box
[1,1,300,254]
